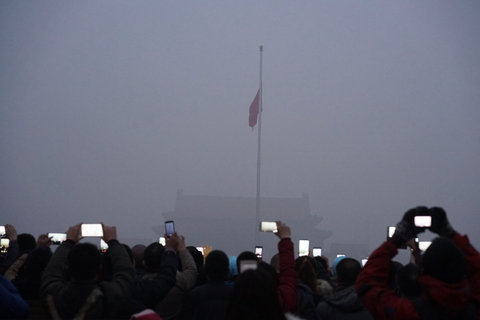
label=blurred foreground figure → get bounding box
[355,207,480,319]
[225,221,299,320]
[316,257,373,319]
[40,223,134,319]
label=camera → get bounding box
[255,246,263,259]
[0,238,9,254]
[48,233,67,245]
[165,221,175,238]
[100,239,109,252]
[260,221,277,233]
[418,241,432,252]
[362,258,368,267]
[387,226,396,239]
[159,237,166,246]
[80,224,103,237]
[298,239,309,257]
[414,216,432,228]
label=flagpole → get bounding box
[255,45,263,247]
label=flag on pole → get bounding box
[249,89,260,130]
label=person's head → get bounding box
[236,251,258,273]
[131,244,146,269]
[396,263,421,297]
[314,256,330,276]
[186,246,204,272]
[24,247,52,281]
[335,258,361,285]
[331,256,346,278]
[258,261,279,286]
[17,233,36,253]
[295,256,318,294]
[143,242,165,273]
[422,236,466,284]
[68,243,102,281]
[205,250,229,281]
[270,253,280,274]
[226,268,286,320]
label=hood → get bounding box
[325,286,365,312]
[420,275,470,312]
[316,278,334,297]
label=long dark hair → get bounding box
[295,256,318,295]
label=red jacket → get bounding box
[355,233,480,319]
[278,238,298,313]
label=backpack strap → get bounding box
[72,288,103,320]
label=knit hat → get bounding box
[331,256,346,278]
[229,256,238,278]
[422,237,466,284]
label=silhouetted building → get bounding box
[154,190,332,260]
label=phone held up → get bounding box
[312,247,322,257]
[255,246,263,259]
[260,221,277,233]
[80,224,103,237]
[48,233,67,245]
[165,221,175,238]
[414,215,432,228]
[298,239,309,257]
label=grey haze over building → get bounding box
[1,1,479,263]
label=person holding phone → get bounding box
[0,224,19,276]
[355,207,480,319]
[132,233,181,310]
[40,222,135,319]
[155,232,198,320]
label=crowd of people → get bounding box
[0,207,479,319]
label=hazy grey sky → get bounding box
[1,1,479,260]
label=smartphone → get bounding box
[418,241,432,252]
[313,247,322,257]
[165,221,175,238]
[362,258,368,267]
[337,253,346,258]
[81,224,103,237]
[196,246,205,255]
[260,221,277,233]
[298,239,309,257]
[255,246,263,259]
[1,238,9,254]
[414,216,432,227]
[387,226,396,239]
[388,226,408,249]
[159,237,166,246]
[0,226,5,236]
[240,260,258,273]
[100,239,109,252]
[48,233,67,245]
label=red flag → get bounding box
[249,89,260,130]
